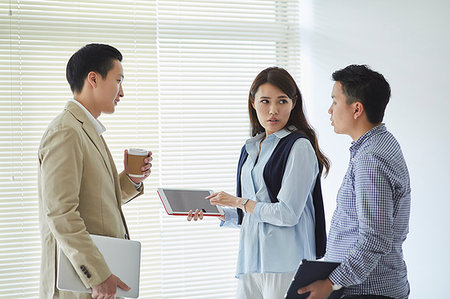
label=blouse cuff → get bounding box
[220,208,239,228]
[251,201,263,222]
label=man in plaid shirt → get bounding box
[299,65,410,299]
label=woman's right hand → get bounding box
[187,209,225,221]
[187,209,203,221]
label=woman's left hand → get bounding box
[206,191,241,208]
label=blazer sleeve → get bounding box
[39,126,111,288]
[119,170,144,205]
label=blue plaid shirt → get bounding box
[326,124,411,298]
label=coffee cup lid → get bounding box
[128,148,148,156]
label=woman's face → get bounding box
[252,83,295,136]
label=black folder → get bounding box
[285,259,342,299]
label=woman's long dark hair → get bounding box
[248,67,330,176]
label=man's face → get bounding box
[328,82,356,135]
[93,59,124,115]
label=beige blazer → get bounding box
[38,101,144,299]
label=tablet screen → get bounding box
[161,189,219,214]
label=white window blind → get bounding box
[0,1,300,298]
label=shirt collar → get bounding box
[69,99,106,135]
[246,126,296,145]
[350,123,386,152]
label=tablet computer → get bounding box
[157,188,224,216]
[57,234,141,298]
[285,259,342,299]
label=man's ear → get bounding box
[353,102,364,119]
[86,71,98,89]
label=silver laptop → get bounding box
[57,234,141,298]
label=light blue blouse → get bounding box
[222,128,318,277]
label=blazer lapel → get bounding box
[101,135,131,237]
[101,136,123,203]
[65,102,114,184]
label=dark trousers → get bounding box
[342,295,394,299]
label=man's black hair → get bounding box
[66,43,122,93]
[332,64,391,124]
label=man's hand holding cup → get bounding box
[124,148,152,184]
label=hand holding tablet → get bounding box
[157,188,225,217]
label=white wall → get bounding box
[299,1,450,298]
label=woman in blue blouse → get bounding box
[189,67,330,299]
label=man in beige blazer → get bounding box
[38,44,152,299]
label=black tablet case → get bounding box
[285,259,343,299]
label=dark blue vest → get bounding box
[235,132,326,259]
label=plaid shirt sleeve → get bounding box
[329,153,395,286]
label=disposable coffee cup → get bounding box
[127,148,148,178]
